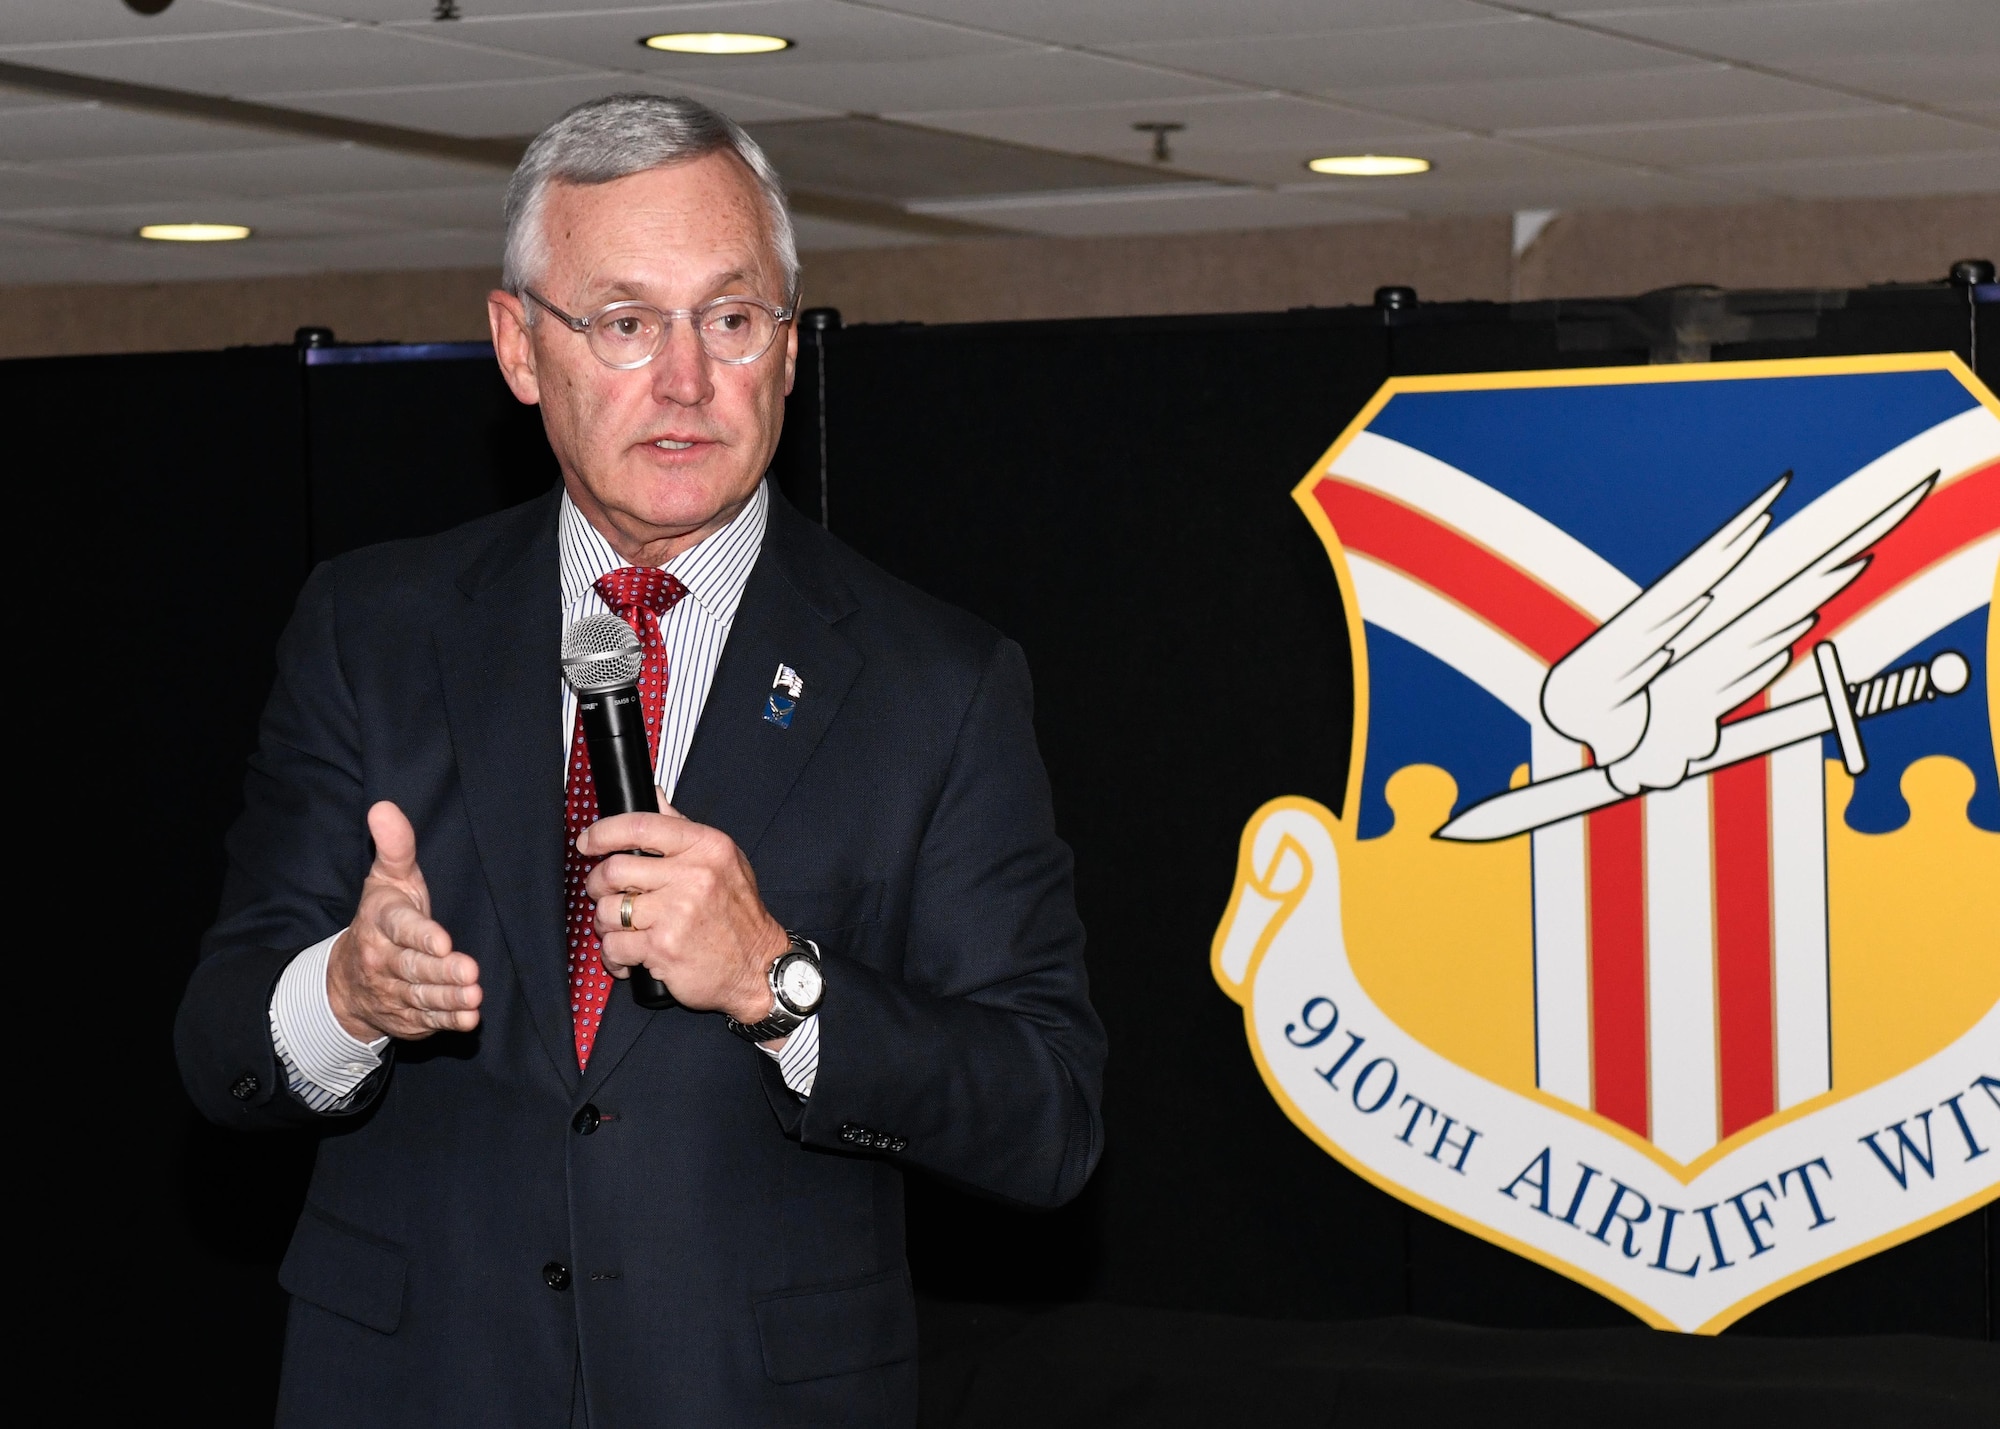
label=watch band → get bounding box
[725,933,821,1043]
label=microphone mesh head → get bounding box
[561,612,642,692]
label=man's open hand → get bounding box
[327,801,483,1042]
[579,800,787,1025]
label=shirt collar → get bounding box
[558,480,769,625]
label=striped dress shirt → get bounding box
[270,480,821,1109]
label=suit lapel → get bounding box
[582,495,862,1094]
[672,501,863,852]
[435,494,578,1094]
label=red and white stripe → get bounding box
[1316,405,2000,1161]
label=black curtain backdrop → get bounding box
[12,279,1993,1422]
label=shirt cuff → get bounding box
[270,929,389,1111]
[757,1013,819,1098]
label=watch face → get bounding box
[776,953,823,1013]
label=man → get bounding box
[176,94,1105,1427]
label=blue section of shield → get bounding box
[1357,625,1529,839]
[1367,371,1977,585]
[1842,608,1999,833]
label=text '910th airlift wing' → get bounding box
[1212,353,2000,1332]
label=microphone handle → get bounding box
[576,684,676,1010]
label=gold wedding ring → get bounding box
[619,894,635,931]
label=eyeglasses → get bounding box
[522,287,795,368]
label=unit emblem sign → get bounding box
[1212,354,1999,1331]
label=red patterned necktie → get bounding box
[565,566,689,1069]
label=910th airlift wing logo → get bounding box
[1212,354,1999,1332]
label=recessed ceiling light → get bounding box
[641,32,791,55]
[1306,155,1431,177]
[139,223,252,242]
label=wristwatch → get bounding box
[725,933,823,1043]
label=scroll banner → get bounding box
[1213,354,2000,1331]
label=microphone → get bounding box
[561,612,675,1010]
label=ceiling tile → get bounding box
[1300,133,1654,186]
[0,219,74,251]
[0,217,82,258]
[1576,0,1999,64]
[1355,167,1755,215]
[667,46,1235,113]
[0,223,505,286]
[2,24,580,96]
[0,87,84,113]
[1691,146,2000,198]
[1109,16,1687,94]
[0,101,317,162]
[791,213,931,252]
[5,196,392,242]
[1278,133,1757,208]
[0,229,298,285]
[1777,53,2000,110]
[863,0,1496,47]
[279,1,709,18]
[270,72,825,138]
[0,0,327,46]
[917,184,1403,238]
[747,116,1188,202]
[430,1,1015,72]
[1356,63,1875,133]
[1527,110,1997,168]
[232,228,506,275]
[904,178,1225,209]
[0,162,145,213]
[899,93,1447,186]
[308,182,511,228]
[1547,2,1808,9]
[55,143,506,200]
[1541,1,1759,7]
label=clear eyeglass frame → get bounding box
[522,287,796,368]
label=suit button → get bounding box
[230,1074,259,1101]
[571,1104,601,1135]
[839,1122,905,1153]
[543,1261,571,1291]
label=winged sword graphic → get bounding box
[1436,467,1971,843]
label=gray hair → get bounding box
[502,93,799,303]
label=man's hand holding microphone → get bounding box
[327,796,785,1045]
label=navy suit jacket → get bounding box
[176,488,1106,1427]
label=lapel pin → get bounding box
[764,663,804,728]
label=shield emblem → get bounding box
[1212,354,1999,1331]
